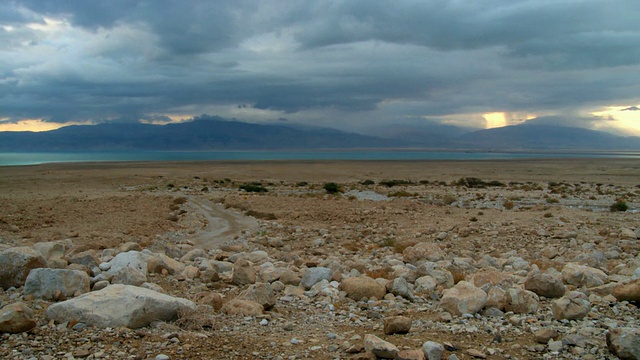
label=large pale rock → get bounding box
[232,259,256,285]
[612,278,640,302]
[606,327,640,360]
[300,267,332,290]
[235,283,276,310]
[45,284,195,329]
[364,334,399,359]
[221,299,263,316]
[505,288,539,314]
[551,291,591,320]
[340,276,387,301]
[24,268,90,300]
[383,316,412,335]
[421,341,444,360]
[179,248,207,263]
[468,270,516,292]
[0,247,47,289]
[524,269,566,298]
[146,253,185,275]
[440,281,487,315]
[414,276,437,294]
[68,250,99,269]
[32,241,65,261]
[561,263,608,288]
[386,277,414,300]
[0,302,36,333]
[259,262,284,283]
[485,286,508,310]
[403,243,443,265]
[105,251,148,286]
[416,262,454,289]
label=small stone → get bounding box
[466,348,486,358]
[0,302,36,333]
[548,340,563,352]
[551,291,590,320]
[383,316,412,335]
[396,349,426,360]
[534,328,558,344]
[155,355,170,360]
[259,319,268,326]
[300,267,332,290]
[364,334,399,359]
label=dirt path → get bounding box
[184,195,258,250]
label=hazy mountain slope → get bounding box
[456,124,640,149]
[0,117,407,151]
[1,118,639,151]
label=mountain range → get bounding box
[1,116,639,151]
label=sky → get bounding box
[1,0,640,135]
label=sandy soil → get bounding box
[0,159,638,359]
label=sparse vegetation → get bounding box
[360,179,375,185]
[239,183,268,193]
[323,182,341,194]
[443,194,457,205]
[503,200,515,210]
[610,199,628,212]
[455,177,505,188]
[379,179,414,187]
[388,190,417,197]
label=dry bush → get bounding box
[245,210,277,220]
[173,197,188,205]
[442,194,457,205]
[366,267,393,280]
[175,306,217,331]
[343,242,361,252]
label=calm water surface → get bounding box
[1,150,639,166]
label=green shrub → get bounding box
[323,182,341,194]
[360,179,375,185]
[239,183,268,193]
[388,190,416,197]
[610,199,628,212]
[379,179,414,187]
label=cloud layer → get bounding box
[1,1,639,133]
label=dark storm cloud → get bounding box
[1,1,639,133]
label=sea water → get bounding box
[1,150,639,166]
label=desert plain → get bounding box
[0,159,639,359]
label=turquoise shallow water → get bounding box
[1,150,639,166]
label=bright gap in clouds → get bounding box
[0,119,89,132]
[592,105,640,136]
[483,112,507,129]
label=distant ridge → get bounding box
[0,116,405,151]
[455,123,640,150]
[1,116,639,151]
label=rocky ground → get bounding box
[0,159,639,360]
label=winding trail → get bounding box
[184,195,258,250]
